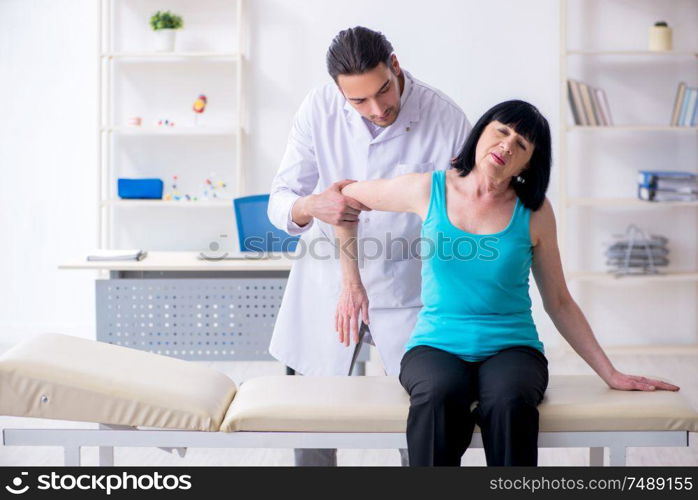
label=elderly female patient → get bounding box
[333,100,680,467]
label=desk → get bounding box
[59,251,295,273]
[60,252,294,362]
[60,252,368,371]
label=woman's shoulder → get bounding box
[405,169,438,188]
[397,170,433,183]
[396,171,434,219]
[415,171,434,197]
[529,196,555,247]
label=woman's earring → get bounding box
[516,175,526,184]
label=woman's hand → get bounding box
[335,283,370,347]
[606,370,680,392]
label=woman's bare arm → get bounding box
[334,223,367,346]
[340,172,431,218]
[334,172,431,345]
[531,198,679,391]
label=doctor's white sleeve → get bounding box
[268,92,320,236]
[452,109,473,158]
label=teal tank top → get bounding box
[405,170,545,361]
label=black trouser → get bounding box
[399,344,549,466]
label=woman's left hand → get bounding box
[335,283,370,347]
[606,370,680,392]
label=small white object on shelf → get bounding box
[86,250,147,262]
[649,21,672,52]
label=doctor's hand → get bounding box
[306,180,372,227]
[335,282,370,347]
[605,370,680,392]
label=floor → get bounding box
[1,343,696,466]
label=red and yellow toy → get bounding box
[193,94,207,114]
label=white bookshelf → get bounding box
[103,52,241,59]
[567,125,698,131]
[567,271,698,284]
[97,0,246,249]
[103,126,238,136]
[567,197,698,208]
[101,199,232,208]
[566,50,698,56]
[559,0,698,348]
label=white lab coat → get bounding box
[268,71,471,375]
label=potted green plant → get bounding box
[150,10,183,52]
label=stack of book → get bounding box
[670,82,698,127]
[605,225,669,276]
[567,79,613,126]
[637,170,698,202]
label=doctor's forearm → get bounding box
[335,225,362,286]
[547,298,617,382]
[291,195,314,227]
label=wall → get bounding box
[1,0,695,351]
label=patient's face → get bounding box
[475,120,534,179]
[336,56,403,127]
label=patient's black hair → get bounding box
[451,100,552,211]
[326,26,394,82]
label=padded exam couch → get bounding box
[1,334,697,466]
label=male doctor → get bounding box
[268,26,471,466]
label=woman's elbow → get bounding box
[544,291,574,315]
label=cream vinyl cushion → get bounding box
[221,375,410,432]
[2,334,697,435]
[221,374,698,433]
[0,333,236,431]
[539,375,698,432]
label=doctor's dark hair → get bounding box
[326,26,394,81]
[451,100,551,211]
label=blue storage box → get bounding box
[117,178,164,199]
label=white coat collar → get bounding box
[342,69,420,144]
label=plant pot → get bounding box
[154,29,176,52]
[649,23,672,52]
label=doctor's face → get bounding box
[336,56,403,127]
